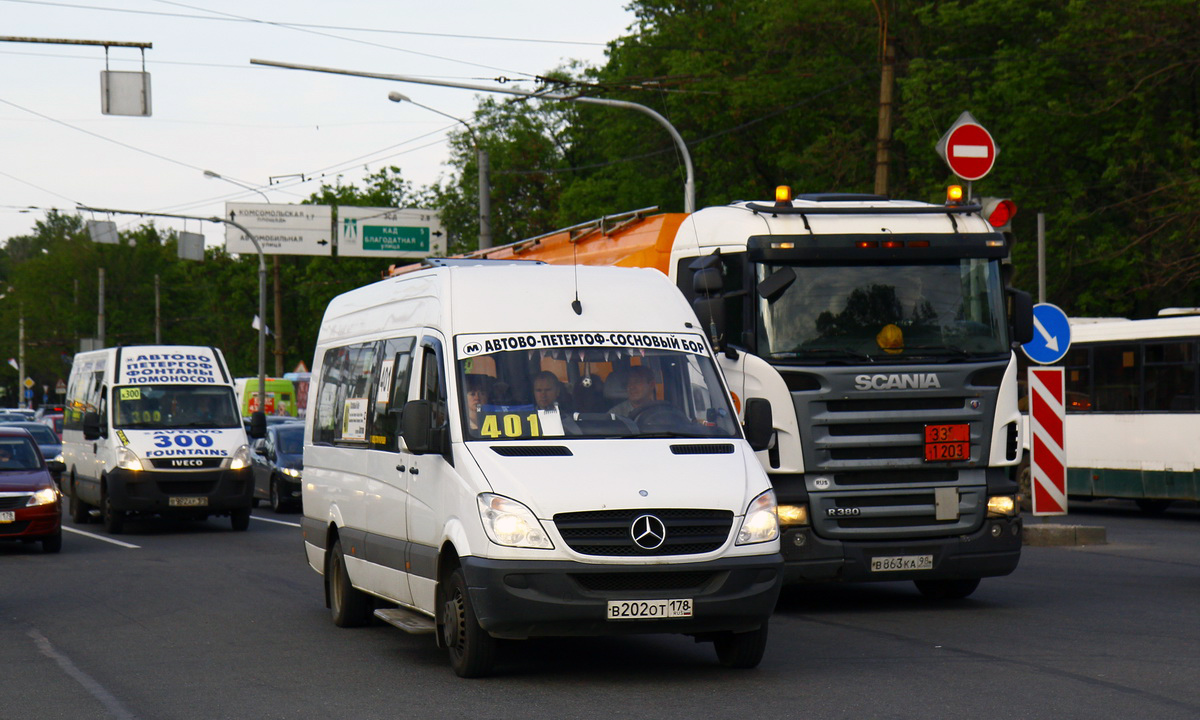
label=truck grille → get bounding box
[554,508,733,557]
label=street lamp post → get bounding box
[203,170,286,378]
[387,92,492,249]
[252,59,696,213]
[78,206,268,424]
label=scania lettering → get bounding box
[442,187,1035,600]
[61,345,255,533]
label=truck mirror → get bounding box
[743,398,774,451]
[693,266,722,294]
[82,411,101,441]
[1008,288,1034,345]
[249,411,267,439]
[401,400,435,454]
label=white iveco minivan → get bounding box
[301,260,782,677]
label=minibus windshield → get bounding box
[113,385,241,429]
[454,332,740,440]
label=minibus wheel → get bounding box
[101,484,124,534]
[713,622,769,668]
[329,539,372,627]
[442,568,496,678]
[69,475,90,524]
[231,509,251,531]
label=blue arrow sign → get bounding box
[1022,303,1071,365]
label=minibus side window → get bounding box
[313,347,350,445]
[419,343,449,429]
[371,337,416,452]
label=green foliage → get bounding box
[4,0,1199,402]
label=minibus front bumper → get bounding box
[105,467,254,514]
[459,553,783,640]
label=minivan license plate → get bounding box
[871,555,933,572]
[169,496,208,507]
[607,599,693,620]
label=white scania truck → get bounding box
[62,345,256,533]
[459,187,1035,599]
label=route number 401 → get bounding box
[479,413,541,439]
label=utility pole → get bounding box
[874,37,895,197]
[154,274,161,344]
[98,268,106,347]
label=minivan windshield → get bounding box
[113,385,241,429]
[455,332,739,440]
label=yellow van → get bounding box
[235,377,298,417]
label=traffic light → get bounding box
[980,197,1017,231]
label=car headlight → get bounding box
[225,444,252,471]
[477,493,553,549]
[987,494,1019,517]
[53,453,64,464]
[282,467,302,478]
[736,489,779,545]
[116,446,143,472]
[26,487,59,506]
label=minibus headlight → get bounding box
[226,444,252,471]
[477,493,553,550]
[116,446,143,472]
[987,494,1018,517]
[777,503,809,527]
[736,489,779,545]
[26,487,59,506]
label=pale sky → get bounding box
[1,1,636,250]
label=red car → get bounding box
[0,427,64,553]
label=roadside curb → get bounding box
[1023,523,1107,546]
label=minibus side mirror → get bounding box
[1008,288,1034,346]
[402,400,435,455]
[743,397,774,452]
[83,411,101,441]
[46,459,66,475]
[252,439,268,456]
[249,411,267,440]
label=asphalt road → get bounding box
[3,500,1199,720]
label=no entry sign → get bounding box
[1028,367,1067,516]
[936,111,998,182]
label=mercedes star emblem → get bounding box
[630,514,667,550]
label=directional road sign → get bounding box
[337,206,445,258]
[1028,367,1068,516]
[224,203,333,256]
[935,111,998,182]
[1022,303,1071,365]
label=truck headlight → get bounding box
[477,493,553,549]
[736,489,779,545]
[987,495,1019,517]
[116,446,143,472]
[777,503,810,527]
[26,487,59,506]
[226,444,252,471]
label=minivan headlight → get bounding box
[226,444,252,471]
[116,446,144,472]
[736,489,779,545]
[477,493,553,549]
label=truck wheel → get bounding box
[42,528,63,553]
[69,479,90,524]
[914,578,980,599]
[102,490,124,535]
[329,539,372,627]
[1017,455,1032,511]
[442,567,496,678]
[713,622,769,669]
[231,509,251,531]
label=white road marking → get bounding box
[30,628,139,720]
[251,514,301,528]
[62,527,140,548]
